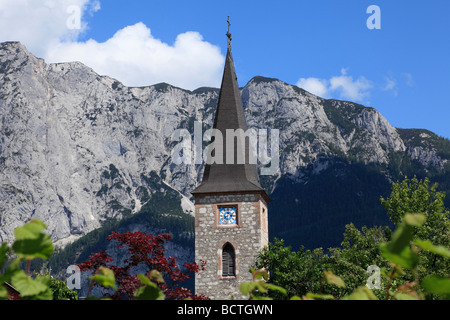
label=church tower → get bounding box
[191,18,270,300]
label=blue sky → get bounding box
[1,0,449,138]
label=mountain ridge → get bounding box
[1,41,449,251]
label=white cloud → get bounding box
[296,77,329,97]
[382,76,398,96]
[0,0,95,57]
[296,69,372,102]
[329,71,372,102]
[0,0,224,90]
[46,23,224,89]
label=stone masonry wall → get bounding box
[194,193,268,300]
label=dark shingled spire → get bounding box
[191,29,270,202]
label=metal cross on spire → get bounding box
[226,16,232,50]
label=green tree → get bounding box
[380,176,448,229]
[253,238,328,299]
[254,176,450,299]
[325,224,391,298]
[254,225,391,299]
[250,213,450,300]
[380,176,450,280]
[49,276,78,300]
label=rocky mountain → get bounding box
[1,41,449,251]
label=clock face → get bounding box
[219,207,237,225]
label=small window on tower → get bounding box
[222,243,236,277]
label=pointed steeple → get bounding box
[192,20,269,202]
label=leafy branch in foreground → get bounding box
[379,213,450,300]
[0,219,76,300]
[240,268,287,300]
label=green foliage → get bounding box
[10,270,53,299]
[378,213,450,300]
[90,267,117,291]
[248,212,450,300]
[380,176,450,281]
[134,272,165,300]
[0,220,78,300]
[0,242,9,269]
[253,238,328,299]
[340,286,378,300]
[380,176,446,225]
[239,269,287,300]
[254,225,391,299]
[49,276,78,300]
[380,214,424,269]
[12,219,54,260]
[253,176,450,300]
[326,224,391,297]
[415,239,450,258]
[323,270,345,288]
[421,275,450,297]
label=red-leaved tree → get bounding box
[77,231,207,300]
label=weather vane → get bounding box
[226,16,232,49]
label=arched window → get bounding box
[222,243,236,277]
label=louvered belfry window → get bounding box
[222,243,236,276]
